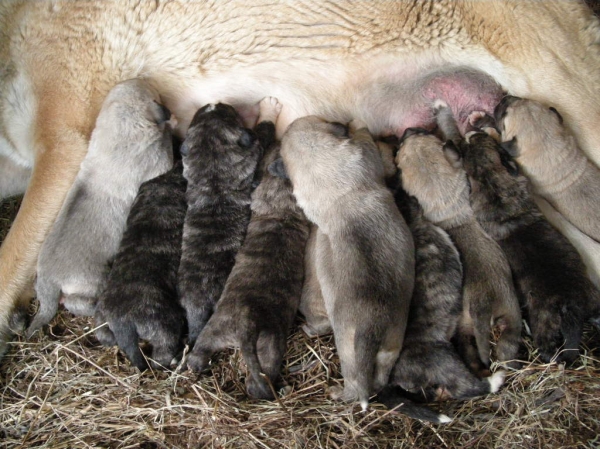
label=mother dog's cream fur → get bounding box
[1,1,600,359]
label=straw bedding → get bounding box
[1,195,599,449]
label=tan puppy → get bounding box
[2,1,600,361]
[280,117,414,411]
[299,141,397,338]
[495,96,600,243]
[395,129,522,368]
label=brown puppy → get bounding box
[2,1,600,361]
[280,117,414,411]
[395,128,521,369]
[187,99,312,400]
[461,128,600,362]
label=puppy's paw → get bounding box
[246,374,275,400]
[186,350,212,373]
[257,96,282,124]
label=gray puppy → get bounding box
[395,122,521,370]
[385,185,505,401]
[495,96,600,243]
[189,99,311,398]
[94,160,187,371]
[28,79,174,336]
[177,100,267,355]
[461,125,600,362]
[280,117,414,411]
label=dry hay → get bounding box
[1,197,600,449]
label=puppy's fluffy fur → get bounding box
[28,79,174,335]
[395,124,521,369]
[462,129,600,362]
[177,102,264,354]
[189,99,310,398]
[386,186,505,401]
[94,161,187,370]
[280,117,414,411]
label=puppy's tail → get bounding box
[377,386,453,424]
[27,277,61,337]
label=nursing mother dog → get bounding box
[1,1,600,360]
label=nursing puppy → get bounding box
[189,101,311,398]
[461,128,600,362]
[495,96,600,243]
[94,160,187,371]
[178,100,266,351]
[280,117,414,411]
[386,185,505,401]
[28,79,174,336]
[395,127,521,369]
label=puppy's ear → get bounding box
[238,129,257,148]
[268,158,289,179]
[500,137,519,157]
[443,140,462,168]
[549,107,563,125]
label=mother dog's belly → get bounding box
[159,50,507,138]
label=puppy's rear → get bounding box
[281,117,414,410]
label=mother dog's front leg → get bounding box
[0,126,89,359]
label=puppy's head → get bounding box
[395,129,471,224]
[494,96,567,161]
[181,103,261,185]
[280,116,384,221]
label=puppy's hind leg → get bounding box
[241,336,274,400]
[256,331,287,394]
[93,310,116,347]
[187,313,230,373]
[112,321,147,371]
[26,276,61,337]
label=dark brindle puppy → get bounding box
[386,185,505,401]
[188,99,311,398]
[461,126,600,362]
[94,161,187,370]
[178,99,267,358]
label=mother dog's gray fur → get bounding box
[280,117,414,410]
[189,101,310,398]
[395,126,521,369]
[28,79,173,335]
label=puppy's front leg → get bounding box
[0,127,89,359]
